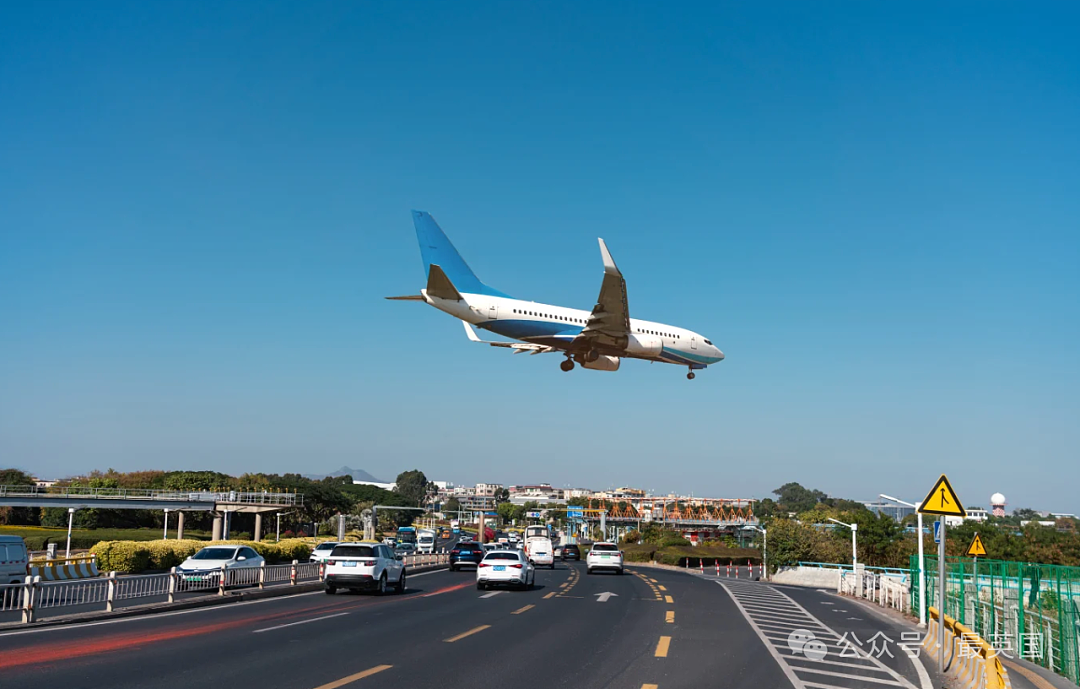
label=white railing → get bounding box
[3,554,451,625]
[839,568,910,613]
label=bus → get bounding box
[396,526,417,546]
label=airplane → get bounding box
[387,210,724,380]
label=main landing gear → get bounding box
[560,358,575,372]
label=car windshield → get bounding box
[592,544,619,552]
[484,553,520,561]
[330,545,375,558]
[459,544,481,551]
[192,547,237,560]
[314,543,336,551]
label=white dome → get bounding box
[991,493,1006,505]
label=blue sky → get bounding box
[2,2,1078,513]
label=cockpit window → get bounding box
[704,339,713,345]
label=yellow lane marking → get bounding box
[444,625,491,643]
[560,582,569,587]
[643,685,659,689]
[544,592,557,599]
[649,578,658,583]
[1002,659,1054,689]
[664,595,674,604]
[313,665,392,689]
[658,585,667,591]
[512,604,535,615]
[665,610,674,623]
[655,636,671,658]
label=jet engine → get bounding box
[624,333,663,357]
[580,355,621,371]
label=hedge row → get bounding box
[0,527,210,551]
[90,538,313,573]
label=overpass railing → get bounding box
[0,553,449,625]
[0,485,302,506]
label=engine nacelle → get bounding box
[581,355,621,371]
[625,333,663,357]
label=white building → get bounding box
[475,483,502,497]
[353,479,396,491]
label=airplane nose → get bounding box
[716,348,725,360]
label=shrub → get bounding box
[90,541,151,572]
[275,538,313,562]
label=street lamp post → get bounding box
[747,525,767,579]
[163,508,170,541]
[827,517,858,570]
[881,494,925,627]
[65,508,75,557]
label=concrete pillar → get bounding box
[177,511,186,540]
[254,513,263,542]
[212,513,223,541]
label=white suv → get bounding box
[309,541,339,563]
[477,550,535,591]
[324,543,406,595]
[586,542,624,575]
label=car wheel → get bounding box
[325,585,337,595]
[396,572,406,594]
[450,565,457,572]
[587,568,593,575]
[376,574,387,596]
[617,568,624,575]
[476,581,485,590]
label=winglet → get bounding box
[598,238,621,277]
[463,321,482,342]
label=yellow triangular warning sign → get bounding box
[967,533,986,557]
[917,474,966,517]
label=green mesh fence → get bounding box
[911,555,1080,685]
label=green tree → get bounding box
[494,487,510,503]
[443,497,462,514]
[393,470,429,507]
[0,469,39,525]
[773,482,826,514]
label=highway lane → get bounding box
[0,561,935,689]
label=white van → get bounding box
[0,535,29,585]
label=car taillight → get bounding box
[510,564,523,569]
[479,563,490,568]
[451,549,460,554]
[362,560,376,566]
[327,560,336,565]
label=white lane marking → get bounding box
[0,567,451,638]
[837,595,934,689]
[253,612,349,633]
[479,591,503,599]
[721,581,918,689]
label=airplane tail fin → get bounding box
[412,211,510,298]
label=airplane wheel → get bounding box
[560,359,574,372]
[687,372,696,380]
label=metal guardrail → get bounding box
[925,605,1009,689]
[0,485,302,506]
[799,560,910,576]
[2,553,450,624]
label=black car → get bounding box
[561,544,582,561]
[449,542,485,570]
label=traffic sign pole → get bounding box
[938,518,946,672]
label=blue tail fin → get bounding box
[412,211,510,298]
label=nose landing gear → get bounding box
[687,370,696,380]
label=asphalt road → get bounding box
[0,562,943,689]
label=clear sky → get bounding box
[2,2,1078,513]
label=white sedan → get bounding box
[176,545,264,582]
[477,550,535,591]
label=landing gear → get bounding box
[560,359,575,372]
[687,370,696,380]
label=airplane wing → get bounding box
[576,239,631,348]
[462,322,556,355]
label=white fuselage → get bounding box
[422,290,725,368]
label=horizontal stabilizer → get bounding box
[427,264,462,301]
[384,294,425,301]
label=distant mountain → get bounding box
[303,466,386,483]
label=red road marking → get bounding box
[1,577,474,670]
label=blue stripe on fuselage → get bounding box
[478,319,582,341]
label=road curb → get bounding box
[2,564,450,631]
